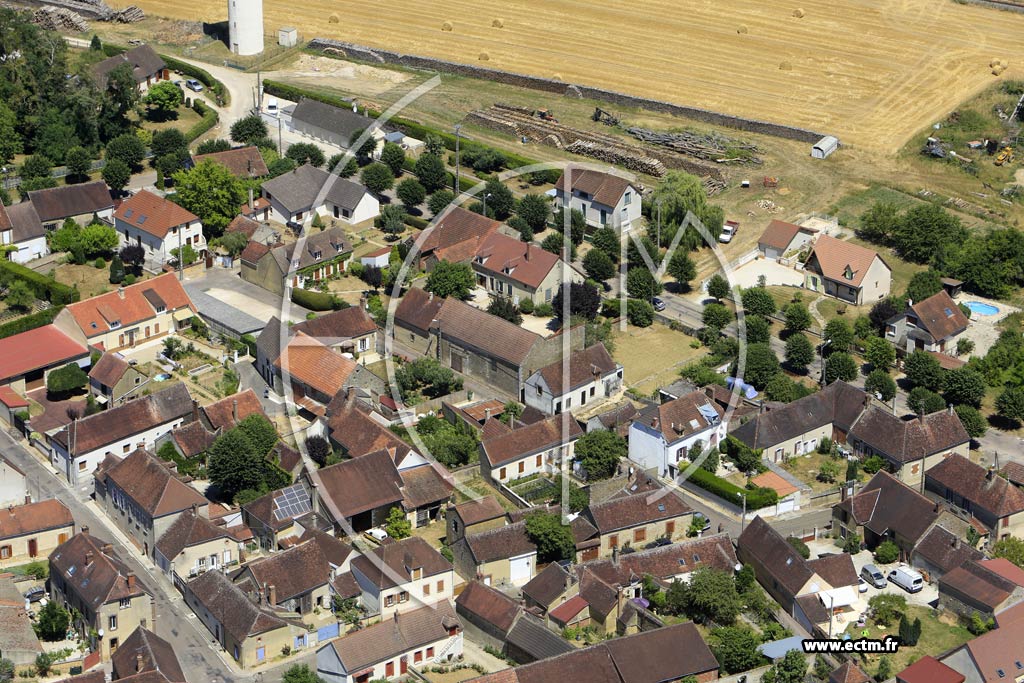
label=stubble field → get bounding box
[114,0,1024,153]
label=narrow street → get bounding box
[0,429,246,683]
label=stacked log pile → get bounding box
[626,127,762,164]
[32,5,89,31]
[20,0,143,22]
[466,103,726,192]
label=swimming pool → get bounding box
[965,301,999,316]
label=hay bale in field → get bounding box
[993,64,1006,76]
[478,51,490,61]
[779,61,793,71]
[491,18,504,28]
[441,21,453,31]
[552,72,563,81]
[991,58,1001,68]
[329,13,339,23]
[793,8,805,17]
[737,24,748,34]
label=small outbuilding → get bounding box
[811,135,839,159]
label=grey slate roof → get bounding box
[27,181,114,222]
[183,284,265,337]
[5,202,46,242]
[732,380,868,450]
[291,98,377,145]
[506,614,575,660]
[261,163,370,215]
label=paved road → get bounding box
[0,429,246,683]
[659,292,787,359]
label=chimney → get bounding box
[428,292,434,302]
[102,543,113,554]
[81,525,89,535]
[117,286,125,299]
[393,610,399,624]
[136,654,144,673]
[126,572,136,591]
[524,243,530,261]
[953,536,960,549]
[484,408,491,420]
[651,417,659,429]
[704,386,715,399]
[24,494,31,505]
[268,584,277,605]
[85,551,94,566]
[248,186,254,211]
[232,399,238,424]
[7,505,12,516]
[987,465,995,481]
[191,502,198,515]
[933,501,940,513]
[947,404,954,416]
[192,399,200,424]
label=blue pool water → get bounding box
[153,373,172,381]
[965,301,999,316]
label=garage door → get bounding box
[509,554,533,586]
[25,369,45,391]
[776,498,796,514]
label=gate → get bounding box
[317,622,340,642]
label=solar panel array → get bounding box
[272,484,311,521]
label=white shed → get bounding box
[811,136,839,159]
[278,26,298,47]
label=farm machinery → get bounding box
[995,147,1016,166]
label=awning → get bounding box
[819,586,858,609]
[173,308,194,321]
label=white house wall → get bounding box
[51,416,189,485]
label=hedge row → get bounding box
[186,100,219,142]
[686,468,778,510]
[0,261,78,305]
[291,287,343,311]
[0,307,62,340]
[261,79,542,171]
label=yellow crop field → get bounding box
[117,0,1024,153]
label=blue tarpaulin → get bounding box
[757,636,806,660]
[726,376,759,399]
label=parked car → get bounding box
[365,528,388,542]
[286,220,303,231]
[172,79,183,88]
[858,577,869,594]
[185,79,204,92]
[693,512,711,533]
[651,297,666,312]
[644,537,672,549]
[23,587,46,602]
[860,563,887,589]
[887,566,924,593]
[718,220,739,243]
[266,98,279,117]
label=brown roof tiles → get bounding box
[481,413,582,468]
[927,454,1024,518]
[806,234,888,288]
[535,343,619,393]
[456,579,520,634]
[758,219,818,251]
[114,190,198,239]
[436,297,542,366]
[65,272,196,338]
[472,232,561,291]
[110,627,186,683]
[350,536,451,590]
[97,448,206,518]
[554,169,636,208]
[328,601,460,673]
[88,353,131,388]
[191,146,269,178]
[0,499,73,540]
[155,509,233,561]
[584,488,692,534]
[313,449,404,520]
[201,389,266,431]
[50,532,150,609]
[907,290,969,341]
[451,497,506,527]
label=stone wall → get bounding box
[307,38,831,144]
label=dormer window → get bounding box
[155,305,165,313]
[843,265,854,281]
[313,250,322,260]
[109,321,121,329]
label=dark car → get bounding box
[651,297,666,312]
[286,220,303,232]
[644,537,673,549]
[23,587,46,602]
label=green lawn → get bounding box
[610,323,707,396]
[843,605,973,674]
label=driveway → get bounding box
[184,266,310,323]
[728,258,805,289]
[26,388,86,435]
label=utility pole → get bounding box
[656,199,662,247]
[482,192,492,218]
[278,117,283,156]
[737,492,747,535]
[453,124,462,195]
[178,219,183,281]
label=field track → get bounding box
[115,0,1024,152]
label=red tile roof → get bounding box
[481,413,583,468]
[963,613,1024,683]
[897,656,964,683]
[192,146,269,178]
[65,273,196,337]
[927,454,1024,518]
[473,232,561,291]
[0,325,87,382]
[908,291,969,341]
[114,190,198,239]
[88,353,130,388]
[806,234,888,288]
[97,448,207,517]
[201,389,266,431]
[275,332,358,397]
[419,206,501,261]
[978,558,1024,587]
[758,219,818,251]
[0,499,73,539]
[0,386,28,408]
[548,594,588,624]
[750,471,799,498]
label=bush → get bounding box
[787,536,810,559]
[626,299,654,327]
[46,363,88,395]
[0,307,61,340]
[874,539,900,564]
[291,288,342,311]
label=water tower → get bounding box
[228,0,264,56]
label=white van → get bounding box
[266,98,279,117]
[887,566,924,593]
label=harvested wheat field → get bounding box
[116,0,1024,153]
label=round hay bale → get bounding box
[737,24,748,34]
[441,21,453,31]
[328,13,339,23]
[793,8,805,18]
[991,58,1001,68]
[478,51,490,61]
[779,61,793,71]
[491,18,504,28]
[993,65,1006,76]
[552,72,563,81]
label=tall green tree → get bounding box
[823,318,854,354]
[865,369,897,402]
[172,160,246,237]
[954,404,987,439]
[626,267,661,300]
[858,201,900,244]
[517,193,550,232]
[396,177,426,210]
[414,153,447,193]
[102,158,130,193]
[574,429,626,480]
[992,536,1024,568]
[583,248,616,282]
[285,142,326,168]
[142,81,183,120]
[784,333,814,373]
[360,162,394,195]
[737,343,781,390]
[783,302,811,333]
[230,115,269,145]
[943,367,985,407]
[379,142,406,176]
[428,189,455,216]
[0,101,22,164]
[904,270,944,303]
[707,273,730,302]
[34,601,70,642]
[741,287,775,317]
[281,664,327,683]
[425,261,474,299]
[64,147,91,184]
[762,650,807,683]
[667,249,696,290]
[996,386,1024,425]
[524,511,575,563]
[904,350,945,391]
[106,134,146,171]
[864,336,895,372]
[824,352,858,383]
